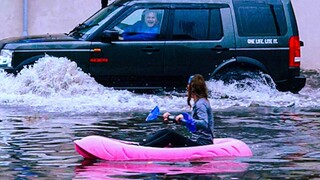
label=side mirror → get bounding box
[101,30,119,43]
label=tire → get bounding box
[211,67,276,89]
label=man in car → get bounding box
[122,10,160,41]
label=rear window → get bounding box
[233,0,287,36]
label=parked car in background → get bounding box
[0,0,306,93]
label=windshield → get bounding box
[68,4,122,39]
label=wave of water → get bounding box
[0,56,318,114]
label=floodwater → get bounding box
[0,56,319,179]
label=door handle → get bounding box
[142,46,160,52]
[211,45,229,53]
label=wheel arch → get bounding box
[211,56,269,77]
[15,54,46,72]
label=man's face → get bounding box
[145,12,157,27]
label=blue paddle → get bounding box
[145,106,162,121]
[181,112,196,132]
[146,106,196,132]
[146,106,176,121]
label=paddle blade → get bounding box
[182,112,196,132]
[146,106,160,121]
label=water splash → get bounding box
[0,56,187,113]
[0,56,318,114]
[297,69,320,107]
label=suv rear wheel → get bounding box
[211,66,276,90]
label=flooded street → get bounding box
[0,57,319,179]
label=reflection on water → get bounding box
[0,57,319,179]
[75,159,249,179]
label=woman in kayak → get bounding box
[140,74,214,147]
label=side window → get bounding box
[172,9,223,40]
[209,9,223,40]
[234,2,287,36]
[111,9,164,41]
[172,9,208,40]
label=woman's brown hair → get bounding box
[187,74,209,107]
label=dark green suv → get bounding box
[0,0,306,93]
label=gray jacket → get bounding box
[190,98,214,145]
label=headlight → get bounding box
[0,49,13,67]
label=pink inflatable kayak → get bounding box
[74,135,252,161]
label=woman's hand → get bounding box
[175,114,184,123]
[163,112,171,123]
[163,112,183,123]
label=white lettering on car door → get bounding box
[247,39,279,44]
